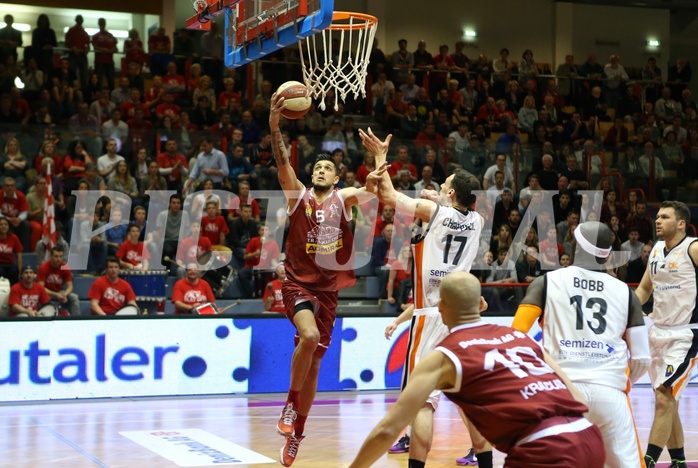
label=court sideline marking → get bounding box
[28,416,111,468]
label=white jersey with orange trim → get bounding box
[412,205,483,309]
[543,266,632,392]
[648,236,698,328]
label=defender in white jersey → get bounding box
[635,201,698,468]
[513,221,650,468]
[360,128,492,467]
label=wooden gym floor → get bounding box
[0,386,697,467]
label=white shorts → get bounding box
[401,307,449,410]
[576,382,643,468]
[648,325,698,399]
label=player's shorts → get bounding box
[648,325,698,399]
[575,382,644,468]
[506,417,605,467]
[401,306,449,410]
[281,280,338,359]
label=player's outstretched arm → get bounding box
[624,292,651,383]
[367,162,436,223]
[511,276,544,332]
[350,351,455,467]
[270,92,304,204]
[633,263,652,306]
[385,304,415,339]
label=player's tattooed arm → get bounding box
[269,92,304,200]
[271,129,288,166]
[395,192,435,223]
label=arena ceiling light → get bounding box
[0,22,30,32]
[63,27,129,39]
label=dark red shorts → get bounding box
[281,280,338,358]
[505,418,605,467]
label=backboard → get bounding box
[186,0,334,68]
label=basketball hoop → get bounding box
[299,11,377,111]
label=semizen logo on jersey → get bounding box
[558,338,614,353]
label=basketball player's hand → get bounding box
[420,189,439,202]
[385,322,398,339]
[365,162,388,194]
[358,127,392,166]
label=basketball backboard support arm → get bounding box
[186,0,334,68]
[186,0,242,31]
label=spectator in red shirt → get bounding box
[386,89,408,133]
[201,200,230,247]
[208,111,234,148]
[155,91,180,124]
[120,88,150,119]
[218,77,241,111]
[415,122,446,154]
[9,265,50,317]
[603,117,629,168]
[0,217,21,283]
[539,225,564,269]
[387,242,413,310]
[432,44,456,92]
[116,224,149,269]
[238,224,280,298]
[156,139,189,191]
[65,15,90,91]
[388,145,418,184]
[126,107,155,155]
[144,75,165,111]
[88,256,138,315]
[172,261,216,314]
[476,96,503,133]
[263,262,286,313]
[92,18,118,90]
[162,60,185,101]
[0,177,31,252]
[174,220,212,277]
[227,180,261,222]
[124,28,147,69]
[9,87,30,123]
[148,27,173,76]
[36,246,80,316]
[371,204,406,241]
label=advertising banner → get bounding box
[0,316,689,402]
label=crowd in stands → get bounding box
[0,13,696,308]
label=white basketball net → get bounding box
[299,12,377,111]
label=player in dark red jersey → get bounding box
[270,92,378,467]
[351,271,605,468]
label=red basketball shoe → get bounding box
[276,402,297,437]
[279,435,305,467]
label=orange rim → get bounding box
[327,11,378,30]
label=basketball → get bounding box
[276,81,311,119]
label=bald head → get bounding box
[438,272,482,328]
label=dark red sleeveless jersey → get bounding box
[436,322,588,453]
[285,188,356,291]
